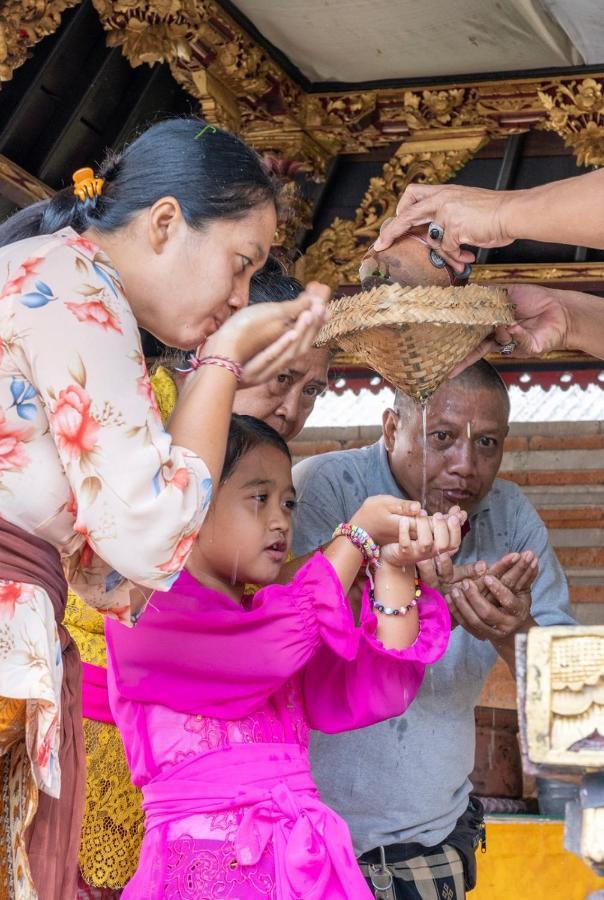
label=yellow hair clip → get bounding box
[72,167,104,202]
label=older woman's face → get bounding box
[126,201,277,350]
[233,347,330,442]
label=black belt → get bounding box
[359,840,435,866]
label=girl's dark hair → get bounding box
[221,414,291,482]
[0,117,278,248]
[249,255,303,303]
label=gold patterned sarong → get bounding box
[65,594,144,891]
[0,698,37,899]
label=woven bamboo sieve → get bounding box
[316,282,515,401]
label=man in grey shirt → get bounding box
[292,361,573,898]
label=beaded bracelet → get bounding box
[370,573,422,616]
[332,522,380,565]
[178,353,243,382]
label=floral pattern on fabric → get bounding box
[0,227,212,849]
[0,228,212,618]
[0,583,61,796]
[165,833,276,899]
[0,698,42,899]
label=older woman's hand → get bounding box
[206,281,331,386]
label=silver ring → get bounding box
[498,340,517,356]
[428,222,444,242]
[429,249,447,269]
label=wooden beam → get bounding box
[0,155,54,208]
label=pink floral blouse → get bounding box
[0,229,211,793]
[0,228,211,614]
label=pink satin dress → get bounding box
[106,553,451,899]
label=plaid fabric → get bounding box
[359,843,466,900]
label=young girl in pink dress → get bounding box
[106,415,455,899]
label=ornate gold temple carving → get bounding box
[538,78,604,167]
[90,0,318,166]
[473,262,604,284]
[83,6,604,177]
[520,626,604,876]
[298,75,604,287]
[2,1,604,177]
[0,0,79,83]
[3,4,604,302]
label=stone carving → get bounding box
[521,626,604,876]
[525,626,604,770]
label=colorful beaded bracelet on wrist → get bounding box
[178,353,242,382]
[370,573,422,616]
[332,522,380,564]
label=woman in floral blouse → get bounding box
[0,117,328,900]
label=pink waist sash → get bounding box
[135,742,370,900]
[81,662,114,724]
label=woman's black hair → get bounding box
[0,117,278,248]
[221,414,291,482]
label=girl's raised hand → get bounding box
[352,495,423,547]
[381,509,466,567]
[205,282,330,386]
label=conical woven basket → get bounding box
[316,282,514,400]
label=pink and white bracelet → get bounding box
[179,353,242,382]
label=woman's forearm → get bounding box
[167,366,236,490]
[501,170,604,249]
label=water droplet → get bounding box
[420,399,429,509]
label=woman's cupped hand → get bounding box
[202,281,331,386]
